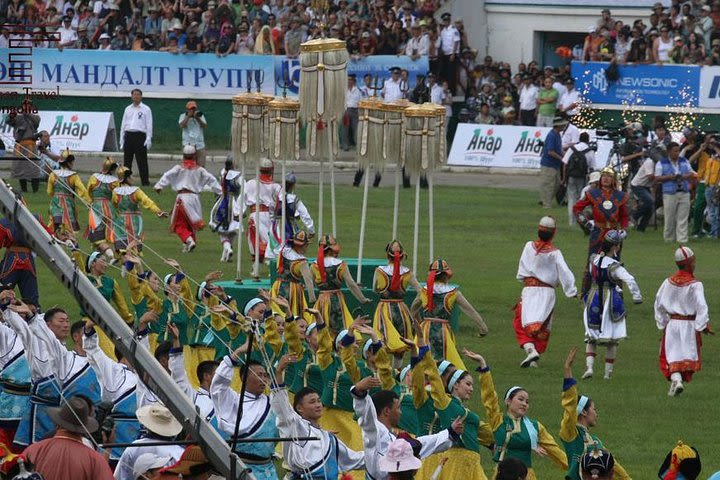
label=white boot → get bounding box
[222,242,233,262]
[582,355,595,379]
[520,343,540,368]
[669,372,684,396]
[603,362,614,380]
[185,237,196,253]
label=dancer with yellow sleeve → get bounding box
[560,347,631,480]
[123,248,164,351]
[478,353,568,480]
[412,322,494,480]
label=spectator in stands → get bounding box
[111,26,130,50]
[475,103,495,125]
[405,23,428,60]
[254,24,275,54]
[559,78,580,119]
[627,37,650,63]
[518,74,538,126]
[669,35,689,63]
[653,26,674,62]
[216,23,235,56]
[439,12,460,94]
[614,26,632,62]
[234,23,254,54]
[284,16,304,58]
[582,26,602,61]
[183,25,202,53]
[536,76,558,127]
[98,31,112,49]
[686,32,706,64]
[145,6,162,37]
[57,15,78,49]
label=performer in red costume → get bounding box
[572,167,629,296]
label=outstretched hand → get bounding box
[164,258,181,271]
[564,346,578,378]
[462,348,486,368]
[450,416,465,436]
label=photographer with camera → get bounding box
[655,142,697,244]
[7,98,41,193]
[685,132,713,238]
[36,130,61,175]
[178,100,207,167]
[561,131,594,226]
[629,145,656,232]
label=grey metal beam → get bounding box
[0,181,250,480]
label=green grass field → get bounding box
[17,181,720,478]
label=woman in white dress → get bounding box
[582,230,642,380]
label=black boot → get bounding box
[31,178,40,193]
[353,168,364,187]
[19,179,28,192]
[402,167,411,189]
[420,175,428,189]
[373,172,382,187]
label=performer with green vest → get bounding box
[412,325,494,480]
[311,235,371,336]
[412,259,488,371]
[560,347,631,480]
[123,247,164,351]
[478,354,568,480]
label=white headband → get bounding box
[438,360,453,376]
[399,365,411,383]
[305,322,318,336]
[362,339,373,359]
[577,395,590,415]
[243,297,264,316]
[504,386,524,402]
[447,369,466,392]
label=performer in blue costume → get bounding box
[211,343,278,480]
[209,156,244,263]
[0,288,31,452]
[83,318,146,464]
[1,300,61,448]
[272,173,315,246]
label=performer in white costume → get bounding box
[209,155,244,263]
[154,145,221,253]
[582,230,642,380]
[234,158,282,273]
[655,246,710,397]
[513,216,577,368]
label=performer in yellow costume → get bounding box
[270,230,315,319]
[372,240,420,366]
[47,150,91,233]
[85,158,120,262]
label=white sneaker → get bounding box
[222,243,233,262]
[529,361,538,368]
[603,371,612,380]
[520,351,540,368]
[185,237,196,253]
[582,368,594,379]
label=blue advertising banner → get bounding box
[571,61,700,108]
[273,55,429,96]
[0,48,429,99]
[0,49,275,97]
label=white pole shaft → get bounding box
[392,164,400,239]
[357,165,371,283]
[235,160,246,282]
[428,171,434,264]
[318,159,324,240]
[281,160,287,247]
[254,163,261,278]
[329,121,337,237]
[412,176,420,276]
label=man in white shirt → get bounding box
[405,24,429,60]
[559,78,581,118]
[428,72,444,106]
[351,376,460,480]
[382,67,404,102]
[56,16,78,49]
[439,12,460,94]
[0,25,9,48]
[178,100,208,166]
[120,88,153,186]
[518,75,538,126]
[341,74,362,151]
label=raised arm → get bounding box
[134,188,163,215]
[72,174,92,203]
[559,347,579,443]
[314,311,334,369]
[271,354,304,435]
[479,364,503,431]
[295,199,315,235]
[83,322,126,393]
[455,291,488,336]
[210,354,241,433]
[168,322,195,400]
